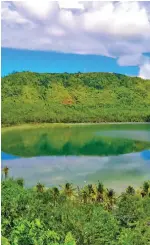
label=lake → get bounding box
[1,123,150,191]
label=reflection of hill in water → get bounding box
[96,130,150,142]
[2,131,150,157]
[2,152,150,191]
[2,124,150,157]
[2,125,150,191]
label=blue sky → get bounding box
[1,1,150,78]
[2,48,139,77]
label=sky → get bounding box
[1,1,150,78]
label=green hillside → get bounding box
[2,71,150,125]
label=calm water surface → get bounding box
[1,124,150,191]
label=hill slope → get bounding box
[1,71,150,125]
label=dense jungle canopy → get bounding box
[2,71,150,125]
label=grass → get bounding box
[2,122,150,130]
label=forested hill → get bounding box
[2,71,150,125]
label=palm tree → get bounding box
[126,186,135,195]
[76,186,82,203]
[142,181,149,195]
[52,187,59,197]
[96,181,104,203]
[139,181,150,198]
[87,184,95,202]
[141,190,146,198]
[61,182,75,199]
[87,184,95,195]
[36,182,45,193]
[81,189,89,204]
[106,188,115,210]
[2,166,9,179]
[16,178,24,187]
[51,187,60,205]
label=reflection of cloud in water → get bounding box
[96,130,150,142]
[2,151,150,190]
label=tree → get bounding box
[16,178,24,187]
[96,181,104,203]
[80,189,89,204]
[1,237,10,245]
[142,181,149,195]
[2,166,9,179]
[126,186,135,195]
[83,206,119,245]
[87,184,95,202]
[106,188,116,210]
[10,219,61,245]
[2,177,150,245]
[118,220,150,245]
[115,193,144,227]
[51,187,60,206]
[64,232,76,245]
[61,183,75,199]
[2,71,150,125]
[36,182,45,193]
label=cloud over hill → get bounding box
[1,1,150,78]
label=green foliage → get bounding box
[64,232,76,245]
[83,206,118,245]
[118,220,150,245]
[126,186,135,195]
[1,237,10,245]
[10,219,60,245]
[1,178,150,245]
[2,71,150,125]
[115,193,144,227]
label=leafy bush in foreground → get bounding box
[1,175,150,245]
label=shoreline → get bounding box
[2,122,150,129]
[2,122,150,134]
[2,122,150,132]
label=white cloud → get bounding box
[59,1,84,10]
[83,2,150,37]
[1,1,150,78]
[47,26,66,37]
[13,1,59,20]
[117,54,145,66]
[139,59,150,79]
[1,2,31,24]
